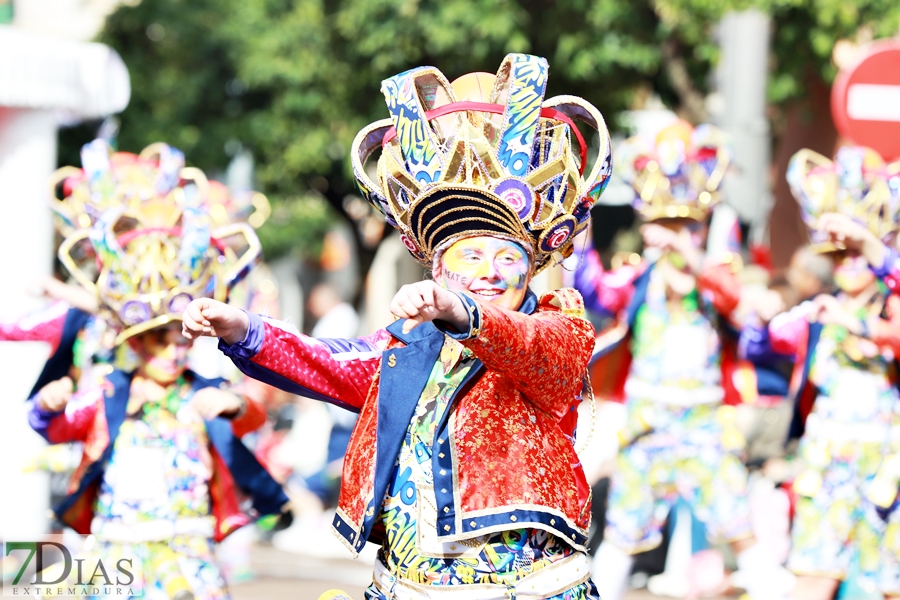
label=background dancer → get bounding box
[27,143,288,600]
[571,120,794,600]
[748,146,900,600]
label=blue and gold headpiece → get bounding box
[352,53,612,273]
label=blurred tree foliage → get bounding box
[59,0,900,265]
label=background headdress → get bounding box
[351,53,612,273]
[56,140,263,345]
[616,120,732,222]
[50,140,270,236]
[788,146,900,253]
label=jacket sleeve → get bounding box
[563,238,638,318]
[698,264,741,317]
[870,294,900,357]
[0,301,69,351]
[229,394,267,438]
[219,312,388,413]
[446,291,595,420]
[767,302,815,357]
[28,390,100,444]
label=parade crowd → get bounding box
[2,52,900,600]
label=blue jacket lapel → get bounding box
[367,289,540,535]
[788,321,822,441]
[371,321,445,529]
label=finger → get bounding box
[402,316,425,334]
[406,287,427,310]
[396,294,420,319]
[184,302,207,328]
[389,297,412,320]
[182,315,205,333]
[419,282,436,311]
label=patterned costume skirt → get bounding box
[789,436,900,594]
[605,398,752,553]
[82,536,229,600]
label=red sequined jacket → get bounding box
[220,288,595,555]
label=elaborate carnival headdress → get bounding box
[50,140,270,236]
[788,146,900,253]
[351,53,612,273]
[56,141,263,345]
[616,120,732,222]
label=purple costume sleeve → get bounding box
[872,246,900,294]
[27,398,62,441]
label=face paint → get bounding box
[833,251,875,294]
[131,324,192,385]
[438,236,531,310]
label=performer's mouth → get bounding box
[471,288,503,297]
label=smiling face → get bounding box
[832,249,876,295]
[129,324,192,385]
[435,236,532,310]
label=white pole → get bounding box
[714,10,772,244]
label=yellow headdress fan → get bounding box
[57,146,262,345]
[616,120,732,222]
[788,146,900,253]
[352,53,612,272]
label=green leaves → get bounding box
[82,0,900,262]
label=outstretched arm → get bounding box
[440,292,595,419]
[812,293,900,357]
[183,299,387,412]
[0,301,69,350]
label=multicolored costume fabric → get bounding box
[93,379,213,538]
[28,370,285,600]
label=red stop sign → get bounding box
[832,40,900,161]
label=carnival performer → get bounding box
[183,54,611,599]
[27,143,288,600]
[570,120,793,600]
[744,146,900,600]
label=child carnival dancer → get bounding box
[27,145,289,600]
[183,54,612,599]
[744,146,900,600]
[568,121,794,600]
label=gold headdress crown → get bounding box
[788,146,900,253]
[352,53,612,272]
[616,120,731,221]
[57,141,262,345]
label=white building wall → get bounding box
[0,107,58,538]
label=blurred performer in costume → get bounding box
[21,140,273,400]
[27,147,288,600]
[570,121,793,600]
[744,146,900,600]
[183,54,612,599]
